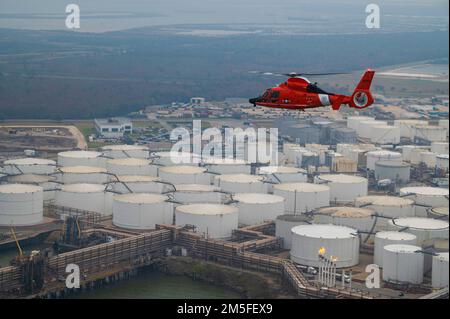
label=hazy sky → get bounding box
[0,0,448,32]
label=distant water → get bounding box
[70,271,240,299]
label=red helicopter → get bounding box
[249,69,375,111]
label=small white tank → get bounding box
[58,151,105,167]
[159,166,211,185]
[58,166,108,184]
[107,158,157,177]
[171,184,225,204]
[388,217,449,244]
[111,175,166,194]
[374,231,417,266]
[400,187,449,217]
[275,214,313,249]
[7,174,57,202]
[273,183,330,214]
[55,183,113,216]
[214,174,267,194]
[175,204,239,239]
[366,150,402,170]
[432,253,449,289]
[314,174,368,203]
[113,193,173,230]
[382,244,424,285]
[232,193,285,226]
[0,184,43,226]
[2,158,56,175]
[290,224,360,268]
[101,144,149,159]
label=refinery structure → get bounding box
[0,111,449,300]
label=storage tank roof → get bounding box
[259,166,306,174]
[102,144,148,151]
[4,158,56,165]
[356,195,414,207]
[160,166,206,174]
[274,182,330,193]
[392,217,449,230]
[177,204,238,216]
[116,175,159,182]
[61,183,106,193]
[276,214,313,223]
[108,158,151,166]
[215,174,263,183]
[234,193,285,204]
[430,206,449,217]
[0,184,43,194]
[317,174,367,184]
[375,161,410,168]
[384,244,422,254]
[174,184,218,192]
[317,207,373,218]
[59,166,107,174]
[114,193,167,204]
[291,224,357,239]
[8,174,55,183]
[400,186,449,196]
[59,151,102,158]
[375,231,417,241]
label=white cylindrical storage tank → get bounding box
[374,231,417,266]
[374,161,411,184]
[432,253,449,289]
[436,154,449,172]
[431,142,449,155]
[388,217,449,244]
[366,150,402,170]
[55,183,112,216]
[101,144,149,159]
[420,151,437,168]
[275,214,313,249]
[0,184,43,226]
[370,125,401,144]
[58,151,105,167]
[414,125,447,142]
[273,183,330,214]
[175,204,238,239]
[428,206,449,221]
[232,193,285,226]
[314,207,376,236]
[357,120,387,139]
[111,175,166,194]
[203,158,251,175]
[355,196,415,219]
[257,166,308,186]
[290,224,360,268]
[347,116,374,130]
[382,244,424,285]
[171,184,225,204]
[113,193,173,230]
[214,174,267,194]
[394,120,427,139]
[6,174,57,202]
[401,145,429,164]
[2,158,56,175]
[58,166,108,184]
[314,174,367,203]
[151,151,199,166]
[159,166,210,185]
[107,158,157,177]
[400,187,449,217]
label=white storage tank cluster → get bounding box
[214,174,267,194]
[366,150,402,170]
[6,174,57,202]
[374,161,411,184]
[175,204,239,239]
[388,217,449,244]
[106,158,157,177]
[400,186,449,217]
[394,120,428,139]
[111,175,166,194]
[290,224,360,268]
[171,184,225,204]
[55,183,113,216]
[374,231,417,266]
[432,253,449,289]
[0,184,44,226]
[355,195,415,219]
[314,207,376,236]
[112,193,173,230]
[273,183,330,214]
[57,166,108,184]
[436,154,449,172]
[2,158,56,175]
[314,174,368,203]
[414,125,447,142]
[203,158,251,175]
[275,214,313,249]
[152,151,199,166]
[58,151,105,167]
[101,144,149,159]
[428,206,449,221]
[159,166,210,185]
[232,193,285,225]
[382,244,424,285]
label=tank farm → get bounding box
[0,138,448,299]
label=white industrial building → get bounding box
[94,118,133,138]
